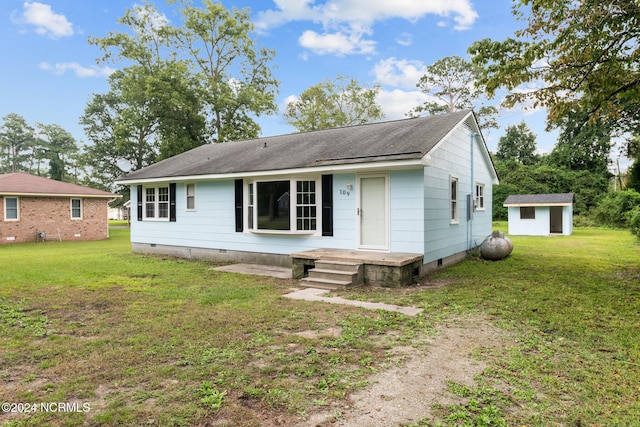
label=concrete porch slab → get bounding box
[213,263,292,279]
[291,248,423,267]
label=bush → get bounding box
[627,206,640,238]
[592,190,640,228]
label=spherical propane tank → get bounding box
[480,231,513,261]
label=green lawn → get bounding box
[1,226,638,426]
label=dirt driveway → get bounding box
[295,317,506,427]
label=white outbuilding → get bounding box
[504,193,574,236]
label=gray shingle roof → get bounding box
[117,110,474,182]
[503,193,574,206]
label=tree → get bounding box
[284,75,384,132]
[469,1,640,141]
[0,114,34,174]
[169,0,279,142]
[495,121,538,165]
[36,124,79,181]
[80,69,160,191]
[409,56,498,130]
[547,111,612,174]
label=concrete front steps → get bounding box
[300,260,363,290]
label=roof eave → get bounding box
[0,192,120,198]
[117,158,425,185]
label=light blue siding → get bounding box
[129,122,495,264]
[390,169,425,253]
[131,175,360,256]
[422,125,494,264]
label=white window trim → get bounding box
[475,183,485,211]
[185,183,196,211]
[70,198,83,220]
[450,176,459,224]
[4,196,19,221]
[143,186,170,221]
[245,177,321,236]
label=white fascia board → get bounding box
[117,159,424,185]
[503,202,572,207]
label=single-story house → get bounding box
[503,193,574,236]
[0,173,120,244]
[116,110,499,285]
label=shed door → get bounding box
[358,175,389,250]
[550,206,563,234]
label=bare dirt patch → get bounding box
[295,317,506,427]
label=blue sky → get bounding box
[0,0,574,159]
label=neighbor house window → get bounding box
[4,197,19,221]
[71,198,82,219]
[186,184,196,210]
[520,207,536,219]
[250,179,318,233]
[450,176,459,223]
[475,183,485,210]
[144,186,170,220]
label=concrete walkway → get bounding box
[213,263,423,316]
[283,287,423,317]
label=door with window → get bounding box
[357,174,389,250]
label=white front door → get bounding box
[358,174,389,250]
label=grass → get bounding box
[1,224,639,426]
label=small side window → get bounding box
[4,197,19,220]
[71,198,82,219]
[186,184,196,210]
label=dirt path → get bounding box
[295,318,505,427]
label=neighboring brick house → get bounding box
[0,173,120,244]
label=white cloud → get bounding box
[376,88,432,120]
[396,32,412,47]
[372,57,428,89]
[256,0,478,31]
[256,0,478,56]
[39,62,115,78]
[299,27,376,56]
[18,2,73,38]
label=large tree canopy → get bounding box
[88,0,278,152]
[284,75,384,132]
[469,1,640,138]
[409,55,498,130]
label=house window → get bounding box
[250,179,318,233]
[296,180,316,231]
[186,184,196,210]
[450,176,459,223]
[144,186,170,220]
[257,181,290,230]
[71,198,82,219]
[4,197,19,221]
[520,207,536,219]
[475,183,485,210]
[247,183,254,229]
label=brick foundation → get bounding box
[1,196,110,244]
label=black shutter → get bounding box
[169,183,177,222]
[321,174,333,236]
[137,185,143,221]
[234,179,243,232]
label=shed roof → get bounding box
[117,110,492,183]
[0,173,119,198]
[503,193,574,206]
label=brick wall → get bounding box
[0,196,109,244]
